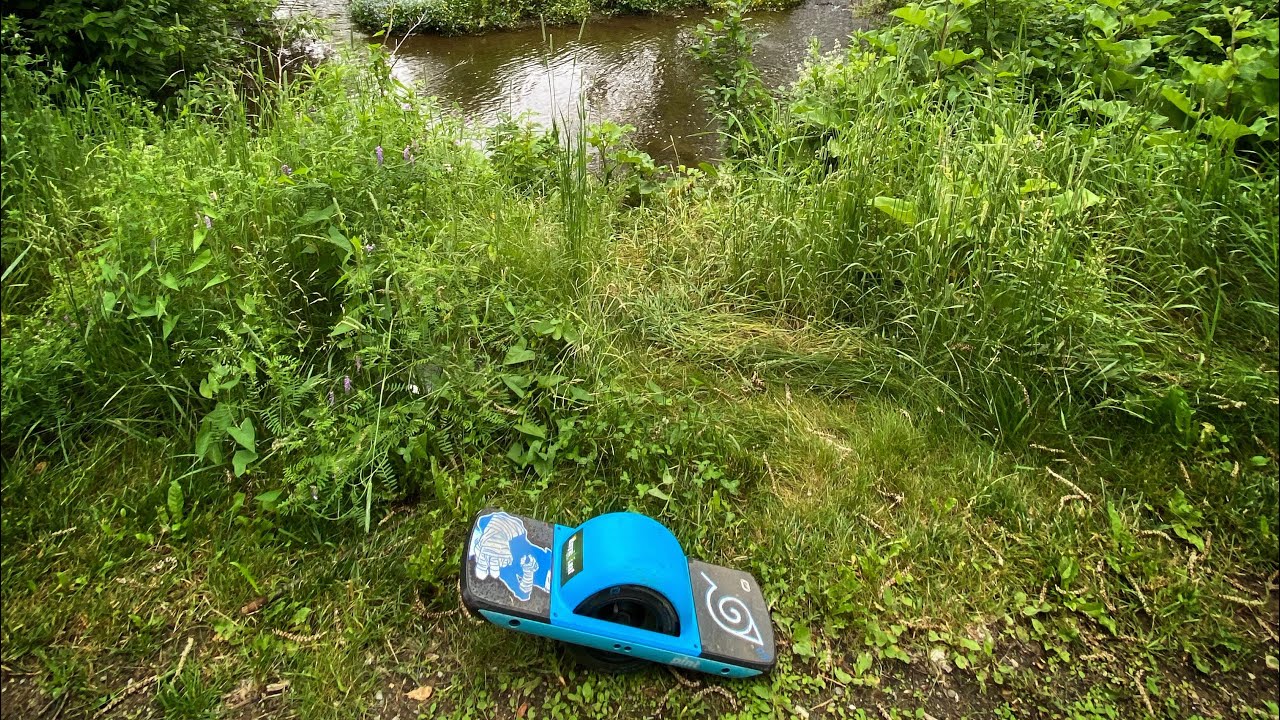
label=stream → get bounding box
[277,0,871,164]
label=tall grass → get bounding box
[665,32,1279,446]
[2,16,1275,532]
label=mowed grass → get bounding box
[2,21,1278,720]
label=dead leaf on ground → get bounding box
[264,680,290,696]
[517,702,529,718]
[240,596,269,616]
[406,685,434,702]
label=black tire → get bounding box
[565,585,679,674]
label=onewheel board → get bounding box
[460,509,776,677]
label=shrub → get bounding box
[692,0,774,156]
[1,0,280,100]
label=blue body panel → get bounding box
[479,610,762,678]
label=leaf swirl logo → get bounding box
[700,571,763,646]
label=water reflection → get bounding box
[276,0,869,163]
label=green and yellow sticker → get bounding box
[560,529,584,585]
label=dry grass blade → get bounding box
[93,675,158,719]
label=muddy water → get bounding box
[278,0,870,163]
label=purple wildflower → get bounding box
[281,164,293,176]
[375,146,384,166]
[403,146,414,164]
[343,375,352,393]
[203,215,213,229]
[363,242,375,253]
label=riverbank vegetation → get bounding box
[350,0,796,35]
[2,0,1277,717]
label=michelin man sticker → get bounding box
[469,512,552,602]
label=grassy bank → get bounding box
[2,0,1278,717]
[350,0,794,35]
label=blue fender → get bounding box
[551,513,701,657]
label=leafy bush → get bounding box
[872,0,1279,143]
[692,0,773,156]
[1,0,280,99]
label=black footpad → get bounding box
[461,509,555,622]
[688,560,776,673]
